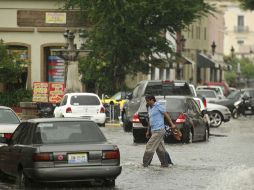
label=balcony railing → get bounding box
[234,26,249,33]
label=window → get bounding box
[0,109,20,124]
[237,16,244,32]
[34,121,106,144]
[70,95,100,105]
[60,95,68,106]
[237,40,244,45]
[10,123,29,145]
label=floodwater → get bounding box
[0,116,253,190]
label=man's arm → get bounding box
[164,112,176,129]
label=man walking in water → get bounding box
[143,95,175,167]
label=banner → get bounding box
[49,82,65,103]
[32,82,49,102]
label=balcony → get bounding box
[234,26,249,33]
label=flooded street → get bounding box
[0,117,254,190]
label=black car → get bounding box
[133,96,209,143]
[0,118,121,188]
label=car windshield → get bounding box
[70,95,100,105]
[227,90,240,99]
[0,109,20,124]
[111,92,121,100]
[34,121,106,144]
[197,90,217,98]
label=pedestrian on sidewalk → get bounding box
[143,94,175,167]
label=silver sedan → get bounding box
[0,118,121,188]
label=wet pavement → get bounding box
[0,116,254,190]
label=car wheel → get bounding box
[98,122,106,127]
[104,179,115,187]
[232,108,239,119]
[181,127,192,144]
[122,113,132,132]
[16,168,31,188]
[209,111,223,128]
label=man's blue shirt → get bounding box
[148,102,165,131]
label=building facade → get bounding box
[0,0,87,91]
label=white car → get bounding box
[194,97,231,128]
[54,93,106,126]
[0,106,21,139]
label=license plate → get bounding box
[82,116,91,119]
[68,153,88,164]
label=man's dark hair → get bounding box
[145,94,156,102]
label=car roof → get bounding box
[26,117,93,124]
[65,92,99,96]
[0,106,12,110]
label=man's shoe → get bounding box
[161,164,168,168]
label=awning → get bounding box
[182,56,195,65]
[197,53,216,68]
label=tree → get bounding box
[63,0,214,94]
[0,40,27,91]
[239,0,254,10]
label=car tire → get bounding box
[232,108,239,119]
[122,113,132,132]
[104,179,115,187]
[209,111,223,128]
[181,127,192,144]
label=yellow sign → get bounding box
[46,12,66,24]
[32,82,49,103]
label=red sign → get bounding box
[49,82,65,103]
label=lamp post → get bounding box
[231,46,235,58]
[211,41,216,56]
[53,29,90,92]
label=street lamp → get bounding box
[231,46,235,58]
[211,41,216,56]
[53,28,90,92]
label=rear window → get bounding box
[145,82,192,96]
[34,121,106,144]
[159,98,185,112]
[0,109,20,124]
[70,95,100,105]
[197,90,216,98]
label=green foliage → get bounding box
[63,0,214,92]
[0,40,28,85]
[240,0,254,10]
[0,88,32,107]
[224,71,237,87]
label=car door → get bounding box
[189,99,206,139]
[0,122,28,176]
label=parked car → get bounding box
[0,106,21,140]
[0,118,122,188]
[54,93,106,126]
[102,91,129,110]
[122,80,194,132]
[196,85,225,99]
[194,98,231,127]
[196,89,220,102]
[134,96,209,144]
[204,81,230,96]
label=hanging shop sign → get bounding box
[49,82,65,103]
[32,82,49,103]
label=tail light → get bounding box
[100,106,105,113]
[175,113,186,124]
[66,107,72,113]
[102,149,120,159]
[4,133,12,139]
[202,97,207,108]
[33,153,53,162]
[132,113,140,123]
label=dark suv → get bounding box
[122,80,194,132]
